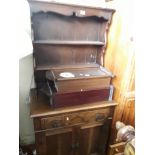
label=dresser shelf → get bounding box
[34,63,100,71]
[33,40,105,46]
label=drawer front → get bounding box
[85,108,112,123]
[41,115,65,130]
[53,88,110,108]
[39,107,113,130]
[108,142,125,155]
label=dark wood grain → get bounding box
[38,107,114,131]
[29,1,115,70]
[30,89,117,118]
[32,11,107,41]
[28,1,116,155]
[30,88,117,155]
[52,88,110,108]
[33,44,102,68]
[29,1,115,108]
[35,63,100,71]
[47,67,112,92]
[46,128,73,155]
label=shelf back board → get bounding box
[29,0,115,69]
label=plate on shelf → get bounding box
[59,72,75,78]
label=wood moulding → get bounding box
[33,40,105,46]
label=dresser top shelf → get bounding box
[30,89,118,118]
[33,40,105,46]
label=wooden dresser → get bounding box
[30,89,117,155]
[28,1,117,155]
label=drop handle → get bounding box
[51,121,61,128]
[96,114,105,122]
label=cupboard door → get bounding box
[46,128,73,155]
[35,132,47,155]
[79,120,111,155]
[36,128,73,155]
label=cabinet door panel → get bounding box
[35,132,47,155]
[46,128,73,155]
[79,121,111,155]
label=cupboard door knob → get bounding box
[75,143,79,148]
[66,117,69,121]
[71,144,76,149]
[71,143,79,150]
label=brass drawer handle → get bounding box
[51,121,62,128]
[96,114,105,122]
[108,117,113,120]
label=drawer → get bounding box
[108,142,125,155]
[85,108,112,123]
[40,107,113,130]
[40,113,87,130]
[41,115,65,130]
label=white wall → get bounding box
[19,0,35,145]
[19,54,35,145]
[19,0,115,145]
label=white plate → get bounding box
[59,72,75,78]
